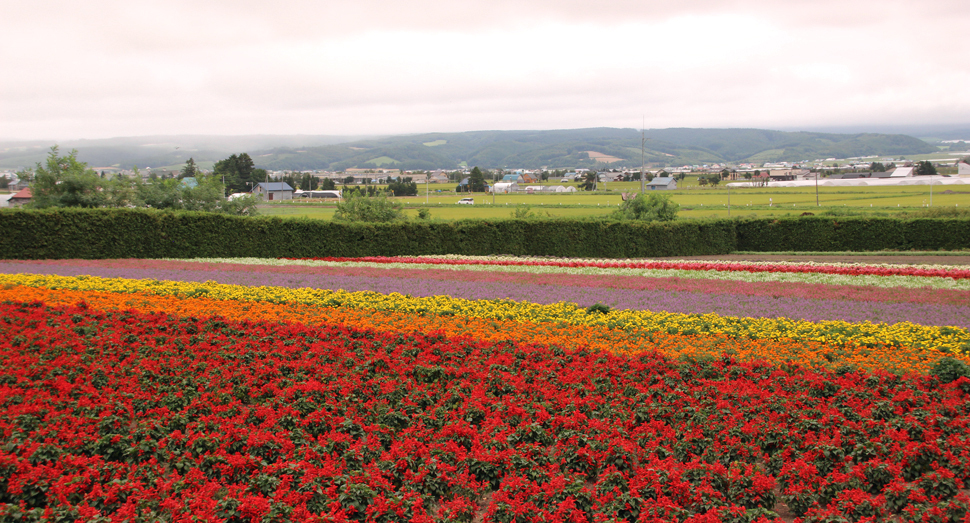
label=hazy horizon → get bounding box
[3,0,969,141]
[5,123,970,147]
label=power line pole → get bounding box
[815,170,820,207]
[640,117,646,195]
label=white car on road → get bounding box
[457,198,474,205]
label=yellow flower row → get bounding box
[1,273,967,355]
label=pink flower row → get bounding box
[289,256,970,279]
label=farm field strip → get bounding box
[2,261,969,330]
[7,259,970,306]
[3,283,957,375]
[290,255,970,278]
[156,257,970,290]
[0,267,968,358]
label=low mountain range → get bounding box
[0,128,938,172]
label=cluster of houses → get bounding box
[5,158,970,206]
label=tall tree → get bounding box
[214,153,265,193]
[179,158,198,179]
[29,146,108,208]
[468,167,487,192]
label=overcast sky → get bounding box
[2,0,969,140]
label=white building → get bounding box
[645,177,677,190]
[491,182,518,194]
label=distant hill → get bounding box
[0,135,370,171]
[253,128,936,170]
[0,128,937,171]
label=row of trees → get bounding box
[20,147,257,215]
[339,177,418,199]
[273,172,322,192]
[212,154,267,194]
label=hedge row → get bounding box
[0,208,735,259]
[0,208,967,259]
[735,217,970,252]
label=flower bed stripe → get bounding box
[2,273,967,356]
[288,255,970,279]
[4,262,968,328]
[170,258,970,290]
[9,259,970,306]
[3,284,967,375]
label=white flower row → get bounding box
[412,254,970,272]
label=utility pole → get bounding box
[640,117,646,195]
[815,170,820,206]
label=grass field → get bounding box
[259,181,969,221]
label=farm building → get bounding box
[253,182,294,201]
[524,185,575,193]
[296,190,342,199]
[645,177,677,190]
[960,162,970,176]
[7,187,32,206]
[491,182,518,194]
[828,172,894,179]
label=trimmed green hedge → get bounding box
[734,216,970,252]
[0,208,736,259]
[0,209,966,259]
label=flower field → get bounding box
[1,256,969,521]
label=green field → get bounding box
[259,181,969,221]
[366,156,400,166]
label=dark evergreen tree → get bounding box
[915,161,937,176]
[179,158,198,179]
[468,167,487,192]
[214,153,265,193]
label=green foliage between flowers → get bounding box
[929,357,970,384]
[0,209,968,259]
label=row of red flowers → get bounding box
[2,300,969,521]
[287,256,970,280]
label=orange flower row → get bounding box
[2,285,964,376]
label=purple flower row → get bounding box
[2,262,967,329]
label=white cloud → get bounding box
[2,0,969,139]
